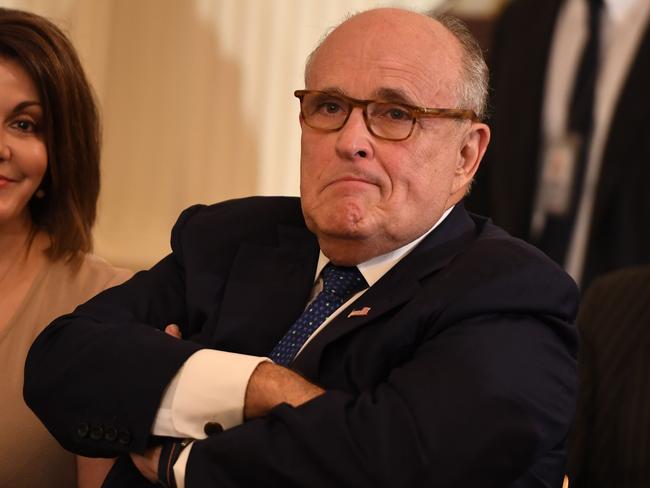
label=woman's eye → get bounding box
[11,119,38,133]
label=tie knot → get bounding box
[321,263,367,299]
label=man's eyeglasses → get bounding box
[294,90,478,142]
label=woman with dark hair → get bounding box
[0,8,131,487]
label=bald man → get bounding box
[25,9,578,488]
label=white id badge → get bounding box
[538,136,580,216]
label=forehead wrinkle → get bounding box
[307,9,465,113]
[310,56,454,106]
[370,63,451,104]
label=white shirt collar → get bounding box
[314,205,455,287]
[605,0,641,22]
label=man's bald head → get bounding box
[304,8,488,119]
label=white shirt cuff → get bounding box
[152,349,268,439]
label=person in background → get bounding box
[0,8,131,488]
[466,0,650,289]
[568,265,650,487]
[25,8,577,488]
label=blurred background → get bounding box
[2,0,505,269]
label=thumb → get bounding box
[164,323,182,339]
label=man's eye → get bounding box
[325,103,341,114]
[388,109,409,120]
[316,101,344,115]
[372,105,411,121]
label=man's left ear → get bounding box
[452,122,490,193]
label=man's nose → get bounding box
[335,108,375,161]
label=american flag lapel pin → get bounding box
[347,306,371,318]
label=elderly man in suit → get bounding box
[25,8,578,488]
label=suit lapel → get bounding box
[486,0,563,237]
[292,205,479,377]
[214,224,319,356]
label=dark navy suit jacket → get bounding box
[25,197,578,487]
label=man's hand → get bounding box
[162,323,324,419]
[130,445,162,484]
[143,325,323,483]
[165,323,182,339]
[76,456,116,488]
[244,361,325,419]
[129,325,179,484]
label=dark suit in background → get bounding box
[568,265,650,487]
[25,197,578,487]
[466,0,650,289]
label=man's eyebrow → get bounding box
[312,87,418,105]
[317,87,346,96]
[374,88,416,105]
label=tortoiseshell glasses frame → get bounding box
[295,89,478,141]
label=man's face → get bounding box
[299,9,488,263]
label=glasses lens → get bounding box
[367,102,414,140]
[301,92,349,131]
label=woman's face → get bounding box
[0,57,47,230]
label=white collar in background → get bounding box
[605,0,642,22]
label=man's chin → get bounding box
[306,210,376,241]
[321,226,372,242]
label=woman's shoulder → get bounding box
[47,253,133,298]
[11,255,133,336]
[76,253,133,286]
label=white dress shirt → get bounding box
[532,0,649,285]
[152,206,455,487]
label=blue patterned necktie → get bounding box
[269,263,367,366]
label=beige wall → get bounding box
[3,0,500,269]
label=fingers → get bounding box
[164,323,182,339]
[130,447,160,483]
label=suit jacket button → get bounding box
[76,422,90,438]
[118,428,131,446]
[204,422,223,436]
[104,426,118,442]
[90,425,104,441]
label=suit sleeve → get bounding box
[24,205,207,457]
[180,262,578,488]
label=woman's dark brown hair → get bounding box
[0,7,100,260]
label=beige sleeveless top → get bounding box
[0,255,131,488]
